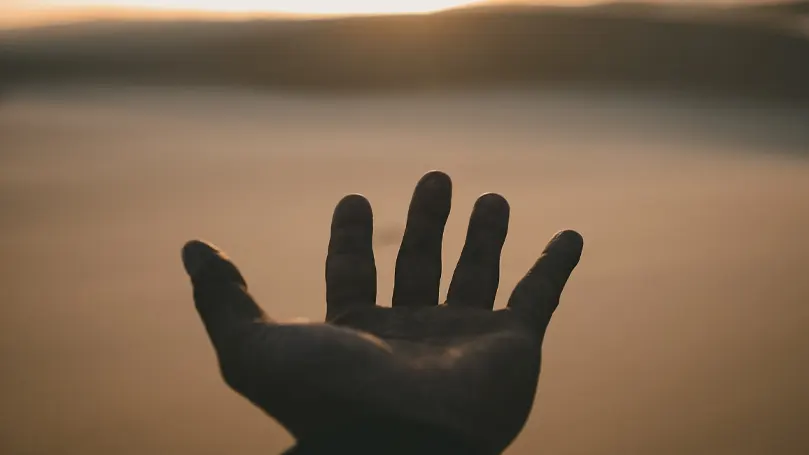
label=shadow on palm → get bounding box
[182,171,583,454]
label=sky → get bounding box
[0,0,784,28]
[2,0,470,27]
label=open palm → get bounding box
[182,171,583,454]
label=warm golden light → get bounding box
[38,0,475,15]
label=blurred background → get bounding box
[1,1,808,454]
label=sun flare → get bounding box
[38,0,476,15]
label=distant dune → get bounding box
[1,2,808,102]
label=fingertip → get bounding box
[472,193,510,225]
[333,194,373,225]
[476,192,509,209]
[542,230,584,277]
[407,171,452,221]
[547,230,584,255]
[420,170,452,187]
[182,240,224,278]
[416,170,453,200]
[464,193,510,244]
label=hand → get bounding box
[182,171,583,454]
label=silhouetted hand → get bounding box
[182,171,583,455]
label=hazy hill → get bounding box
[1,2,808,102]
[744,0,809,14]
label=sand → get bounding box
[1,87,808,454]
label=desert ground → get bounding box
[1,87,808,454]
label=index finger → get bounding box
[325,194,377,321]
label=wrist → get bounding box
[284,416,486,455]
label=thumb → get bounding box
[182,240,267,347]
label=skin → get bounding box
[181,170,584,454]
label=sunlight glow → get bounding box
[39,0,476,15]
